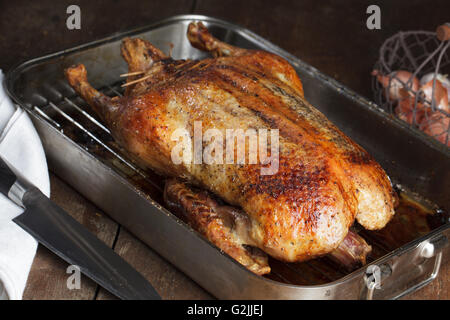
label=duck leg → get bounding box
[65,64,117,123]
[187,22,304,96]
[121,37,168,72]
[120,38,170,95]
[187,22,248,57]
[164,179,271,276]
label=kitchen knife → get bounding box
[0,156,161,300]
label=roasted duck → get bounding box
[65,22,395,273]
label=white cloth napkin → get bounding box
[0,70,50,300]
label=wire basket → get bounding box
[372,24,450,147]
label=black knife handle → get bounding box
[16,187,161,300]
[0,157,17,196]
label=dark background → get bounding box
[1,0,449,100]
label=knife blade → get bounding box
[0,156,161,300]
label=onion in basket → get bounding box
[372,70,419,101]
[420,111,450,146]
[420,77,449,113]
[395,97,425,126]
[420,72,450,93]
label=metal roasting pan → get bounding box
[4,15,450,300]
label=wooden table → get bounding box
[1,0,448,300]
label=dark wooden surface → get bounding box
[0,0,448,300]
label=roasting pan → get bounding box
[4,15,450,299]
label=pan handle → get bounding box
[362,232,448,300]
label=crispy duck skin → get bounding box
[65,22,396,263]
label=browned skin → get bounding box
[164,179,271,275]
[65,22,395,263]
[164,179,370,274]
